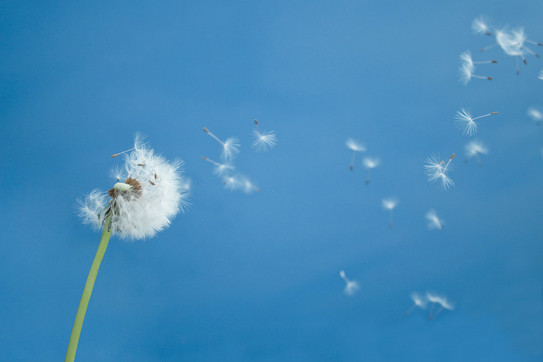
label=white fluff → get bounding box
[79,136,188,240]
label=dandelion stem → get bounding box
[65,214,112,362]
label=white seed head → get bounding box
[459,64,474,85]
[465,140,489,159]
[362,156,380,169]
[410,292,428,309]
[78,136,188,240]
[252,129,277,151]
[455,108,478,135]
[339,270,360,296]
[382,198,398,210]
[222,137,240,160]
[496,28,526,57]
[424,154,454,189]
[527,107,543,124]
[346,138,366,152]
[472,16,492,35]
[425,209,444,230]
[459,51,475,71]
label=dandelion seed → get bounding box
[472,16,493,36]
[459,63,493,85]
[424,154,455,189]
[203,127,240,160]
[455,108,498,135]
[465,140,489,165]
[222,174,242,191]
[496,28,542,74]
[362,156,380,184]
[425,209,444,230]
[460,50,498,69]
[339,270,360,296]
[527,107,543,125]
[252,119,277,151]
[201,156,235,176]
[426,292,455,320]
[345,138,366,170]
[382,198,398,228]
[538,69,543,80]
[240,175,261,194]
[404,292,428,316]
[69,136,187,361]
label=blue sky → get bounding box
[1,1,543,361]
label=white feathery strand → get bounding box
[455,108,498,136]
[404,292,428,317]
[362,156,380,185]
[345,138,366,171]
[203,127,240,160]
[252,119,277,152]
[339,270,360,296]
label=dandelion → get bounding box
[201,156,235,176]
[495,28,542,74]
[472,16,493,36]
[68,136,187,361]
[252,119,277,151]
[345,138,366,171]
[460,50,498,70]
[455,108,498,135]
[382,198,399,228]
[459,63,493,85]
[539,69,543,80]
[339,270,360,296]
[425,209,444,230]
[203,127,240,160]
[527,107,543,125]
[239,175,261,194]
[426,292,455,320]
[465,140,489,165]
[424,154,455,189]
[222,174,242,191]
[404,292,428,316]
[362,156,380,184]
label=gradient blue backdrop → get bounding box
[1,1,543,361]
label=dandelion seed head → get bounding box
[436,296,455,310]
[410,292,428,309]
[222,137,240,160]
[339,270,360,296]
[382,198,398,210]
[472,16,492,35]
[496,28,526,57]
[425,209,444,230]
[459,51,475,70]
[79,137,188,240]
[465,140,489,158]
[459,64,474,85]
[362,157,380,169]
[252,129,277,151]
[455,108,478,135]
[528,107,543,124]
[240,176,260,194]
[346,138,366,152]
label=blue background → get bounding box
[1,1,543,361]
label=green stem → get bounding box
[65,214,112,362]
